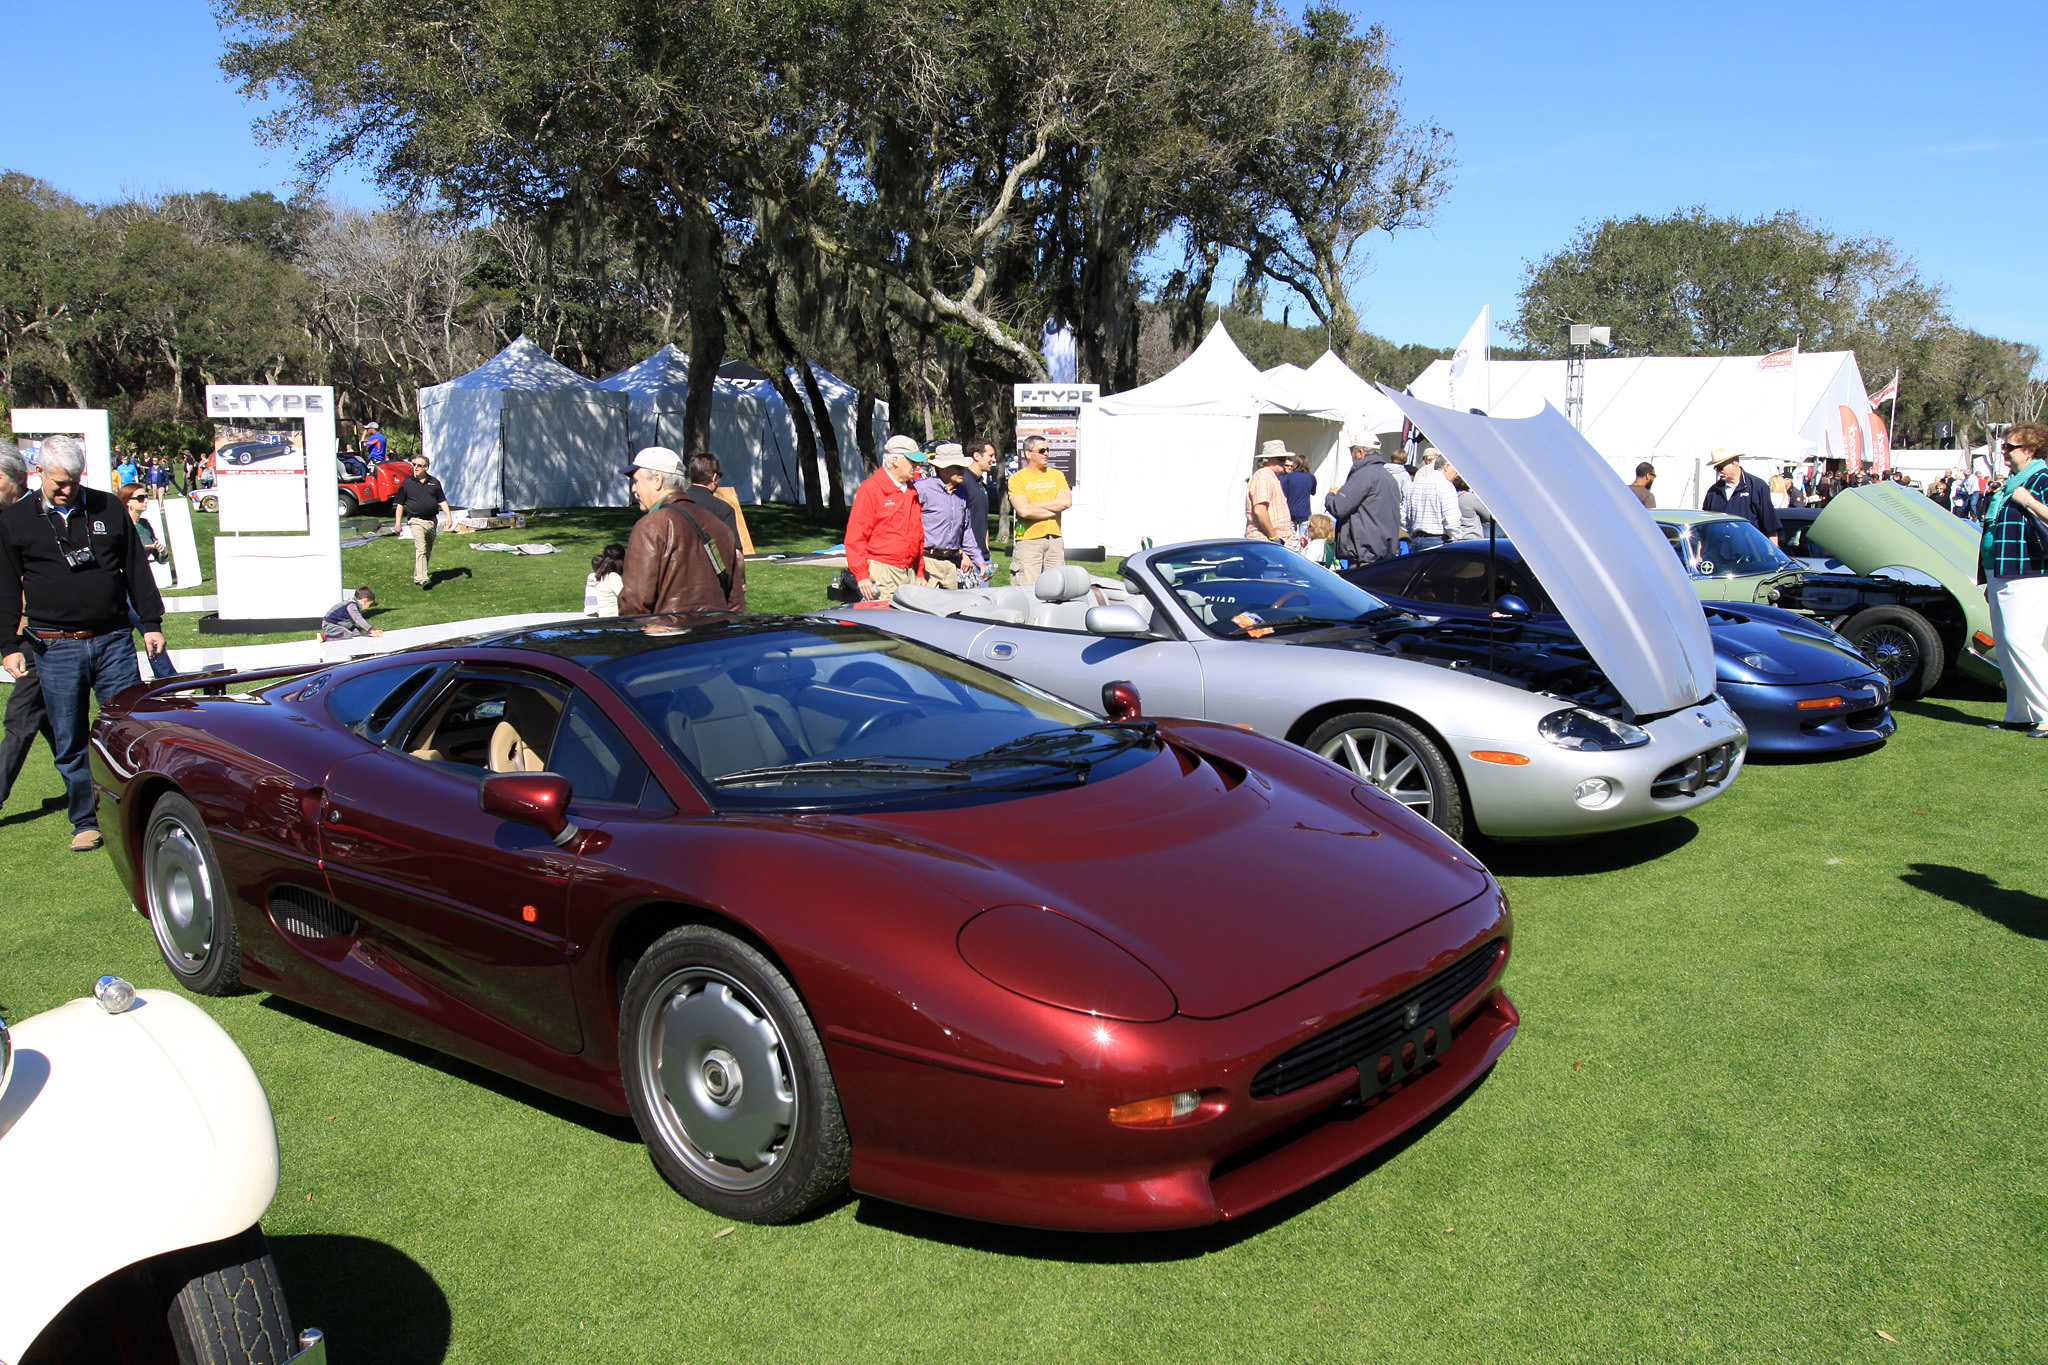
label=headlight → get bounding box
[1538,707,1650,751]
[1739,652,1797,676]
[958,905,1176,1022]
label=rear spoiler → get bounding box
[151,662,329,699]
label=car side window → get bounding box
[402,674,568,773]
[1404,553,1493,608]
[328,665,439,735]
[551,692,662,808]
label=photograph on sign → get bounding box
[1015,411,1082,486]
[214,417,310,533]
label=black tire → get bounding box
[143,793,242,995]
[161,1226,297,1365]
[1304,711,1466,842]
[620,926,849,1223]
[1842,606,1944,700]
[337,490,359,518]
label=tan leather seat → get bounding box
[487,689,565,773]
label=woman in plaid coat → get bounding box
[1980,422,2048,734]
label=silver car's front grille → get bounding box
[1651,742,1738,799]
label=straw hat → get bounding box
[1256,438,1295,464]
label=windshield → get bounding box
[1149,541,1393,637]
[596,625,1156,809]
[1681,520,1791,578]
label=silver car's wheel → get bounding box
[1306,711,1465,841]
[621,927,849,1222]
[144,793,242,995]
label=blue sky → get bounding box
[5,1,2042,366]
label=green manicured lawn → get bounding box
[7,513,2044,1362]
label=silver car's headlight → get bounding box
[1538,707,1650,751]
[1739,652,1797,676]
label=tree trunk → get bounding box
[760,284,825,520]
[945,338,977,445]
[680,204,725,454]
[798,360,847,520]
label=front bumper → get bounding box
[1449,696,1749,840]
[1720,676,1893,753]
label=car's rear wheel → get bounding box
[337,490,358,518]
[144,793,242,995]
[1843,606,1943,700]
[620,926,849,1223]
[161,1226,297,1365]
[1306,711,1465,841]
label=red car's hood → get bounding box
[808,732,1492,1018]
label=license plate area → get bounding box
[1358,1012,1455,1102]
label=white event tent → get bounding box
[744,364,888,503]
[1407,350,1877,509]
[596,345,772,501]
[1072,322,1346,554]
[418,336,631,509]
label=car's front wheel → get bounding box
[1842,606,1943,700]
[200,494,219,513]
[1306,711,1465,841]
[162,1226,298,1365]
[620,926,849,1223]
[143,793,242,995]
[337,490,359,518]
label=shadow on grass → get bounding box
[850,1064,1496,1260]
[1900,863,2048,940]
[1472,818,1698,878]
[258,996,640,1144]
[0,795,68,829]
[270,1233,451,1364]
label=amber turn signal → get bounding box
[1468,750,1531,766]
[1795,697,1847,711]
[1108,1090,1200,1127]
[1975,631,1996,650]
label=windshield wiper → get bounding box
[972,721,1159,758]
[713,757,972,786]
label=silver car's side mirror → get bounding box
[1085,603,1151,637]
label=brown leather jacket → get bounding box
[619,495,747,616]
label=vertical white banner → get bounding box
[1447,306,1491,414]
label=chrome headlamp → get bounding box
[1538,707,1650,751]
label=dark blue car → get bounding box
[1342,541,1894,755]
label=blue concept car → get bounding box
[1342,540,1895,755]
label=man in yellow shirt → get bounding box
[1007,435,1071,586]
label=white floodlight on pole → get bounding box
[1565,325,1610,429]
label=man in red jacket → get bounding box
[846,435,926,600]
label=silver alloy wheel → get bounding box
[637,968,797,1192]
[147,817,217,972]
[1319,726,1437,822]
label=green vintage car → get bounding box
[1651,502,1982,699]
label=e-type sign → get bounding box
[209,390,329,416]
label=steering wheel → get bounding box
[830,662,915,697]
[840,705,926,747]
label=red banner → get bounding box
[1868,410,1892,474]
[1758,347,1797,370]
[1838,405,1865,466]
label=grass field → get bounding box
[7,509,2045,1363]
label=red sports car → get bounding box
[91,617,1516,1231]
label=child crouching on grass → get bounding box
[319,586,384,640]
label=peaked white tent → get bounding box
[1292,351,1410,480]
[1073,322,1345,554]
[596,346,772,502]
[418,336,630,509]
[745,364,889,503]
[1408,350,1875,509]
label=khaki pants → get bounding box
[868,561,918,601]
[408,517,437,584]
[921,555,962,589]
[1010,535,1064,586]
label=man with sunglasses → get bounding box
[0,435,165,851]
[393,452,452,588]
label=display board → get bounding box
[204,386,340,622]
[1013,383,1098,487]
[10,409,113,493]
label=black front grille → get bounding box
[1651,741,1737,799]
[1249,940,1503,1099]
[269,886,359,940]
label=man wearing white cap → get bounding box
[361,422,386,463]
[1245,440,1295,542]
[845,435,927,600]
[620,446,746,615]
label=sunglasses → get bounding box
[2002,442,2032,454]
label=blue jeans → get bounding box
[1409,532,1447,551]
[130,608,177,679]
[30,632,142,832]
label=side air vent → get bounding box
[269,886,359,940]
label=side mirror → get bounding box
[1101,680,1143,721]
[1494,594,1532,619]
[479,771,580,847]
[1085,603,1151,637]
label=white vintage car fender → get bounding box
[0,987,280,1363]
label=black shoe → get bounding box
[1985,721,2033,731]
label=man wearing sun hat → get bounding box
[1702,447,1781,544]
[619,445,746,615]
[1245,439,1295,542]
[845,434,928,600]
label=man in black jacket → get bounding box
[0,435,166,851]
[1324,437,1403,567]
[0,439,58,820]
[393,453,452,588]
[1702,448,1782,544]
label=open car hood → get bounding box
[1382,393,1717,717]
[1809,482,1986,608]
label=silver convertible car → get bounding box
[838,401,1749,843]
